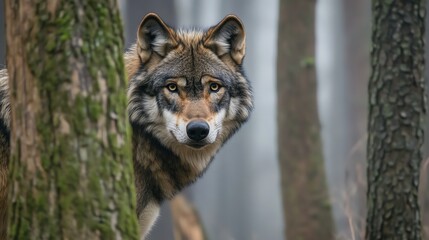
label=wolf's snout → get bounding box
[186,120,210,141]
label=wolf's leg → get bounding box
[138,200,160,240]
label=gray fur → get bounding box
[0,69,10,130]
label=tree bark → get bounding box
[277,1,335,240]
[366,1,425,239]
[5,0,139,239]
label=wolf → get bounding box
[126,13,253,238]
[0,13,253,239]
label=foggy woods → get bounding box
[0,0,428,240]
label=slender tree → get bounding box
[5,0,138,238]
[366,0,425,239]
[277,1,334,239]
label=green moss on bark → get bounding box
[6,0,138,239]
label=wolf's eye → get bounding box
[209,83,220,92]
[166,83,178,92]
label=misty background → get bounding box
[3,0,428,240]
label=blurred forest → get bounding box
[0,0,428,240]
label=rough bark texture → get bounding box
[277,1,335,240]
[366,1,425,239]
[5,0,138,239]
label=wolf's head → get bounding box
[127,13,253,156]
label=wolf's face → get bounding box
[127,14,253,155]
[156,75,229,148]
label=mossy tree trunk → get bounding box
[5,0,139,239]
[277,1,335,240]
[366,0,425,239]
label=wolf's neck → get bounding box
[132,128,213,208]
[132,128,214,239]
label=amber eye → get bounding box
[167,83,178,92]
[209,83,220,92]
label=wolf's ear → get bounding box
[137,13,178,63]
[204,15,246,65]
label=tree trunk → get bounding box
[366,1,425,239]
[5,1,139,239]
[277,1,335,240]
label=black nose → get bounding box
[186,121,210,141]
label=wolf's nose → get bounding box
[186,121,210,141]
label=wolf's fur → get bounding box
[0,14,253,239]
[0,69,9,239]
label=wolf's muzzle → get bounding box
[186,120,210,141]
